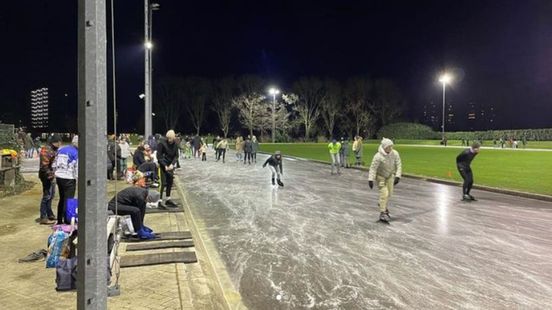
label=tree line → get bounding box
[154,75,405,141]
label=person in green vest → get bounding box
[328,138,342,175]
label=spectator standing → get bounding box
[37,134,62,224]
[107,135,121,180]
[119,138,131,175]
[157,130,179,206]
[352,136,363,166]
[53,135,79,224]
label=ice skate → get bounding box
[379,212,389,224]
[462,194,472,202]
[384,209,391,218]
[277,179,284,187]
[468,194,477,201]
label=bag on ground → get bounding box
[55,257,77,291]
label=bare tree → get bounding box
[156,77,185,132]
[370,79,404,126]
[182,77,209,135]
[344,77,375,137]
[233,75,265,137]
[319,78,342,138]
[211,77,235,138]
[292,77,324,141]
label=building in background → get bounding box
[30,87,49,129]
[467,101,497,130]
[423,101,456,130]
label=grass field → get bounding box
[361,139,552,149]
[260,143,552,196]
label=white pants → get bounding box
[330,153,340,173]
[269,166,281,179]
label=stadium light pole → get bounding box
[144,1,159,139]
[438,73,452,143]
[269,88,280,143]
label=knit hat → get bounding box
[132,171,145,183]
[275,150,281,155]
[380,137,394,149]
[49,134,62,143]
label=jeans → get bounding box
[56,178,76,224]
[39,177,56,219]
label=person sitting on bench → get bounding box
[108,171,158,240]
[133,142,159,187]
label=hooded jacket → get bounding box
[157,138,179,168]
[368,138,402,181]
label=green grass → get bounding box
[260,143,552,195]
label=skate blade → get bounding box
[378,219,390,224]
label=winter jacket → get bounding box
[38,143,58,180]
[217,140,228,150]
[157,138,178,168]
[368,145,402,181]
[340,141,350,156]
[456,148,478,169]
[252,140,259,153]
[235,137,244,151]
[328,142,341,154]
[108,186,148,210]
[133,146,146,167]
[352,140,362,153]
[192,136,202,149]
[120,141,131,158]
[263,155,283,173]
[244,140,253,153]
[107,140,121,161]
[53,145,79,180]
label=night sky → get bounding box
[1,0,552,132]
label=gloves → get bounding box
[368,180,374,189]
[262,164,266,168]
[394,177,400,185]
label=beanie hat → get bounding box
[275,150,281,155]
[380,137,394,149]
[49,134,62,143]
[132,171,145,183]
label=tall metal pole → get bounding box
[272,93,276,143]
[77,0,107,308]
[144,0,152,139]
[442,82,446,142]
[149,3,153,136]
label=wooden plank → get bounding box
[121,231,192,243]
[126,240,194,251]
[120,251,197,267]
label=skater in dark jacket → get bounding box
[262,151,284,186]
[157,130,179,206]
[244,137,253,165]
[456,142,481,201]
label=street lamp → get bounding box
[269,87,280,143]
[144,41,153,49]
[438,73,452,144]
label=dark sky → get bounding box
[1,0,552,132]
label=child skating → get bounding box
[263,151,284,187]
[368,138,402,223]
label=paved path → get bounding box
[177,152,552,309]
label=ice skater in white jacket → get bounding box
[368,138,402,222]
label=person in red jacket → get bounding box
[38,134,62,224]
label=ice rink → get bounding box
[176,152,552,309]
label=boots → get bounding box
[277,179,284,187]
[379,212,388,223]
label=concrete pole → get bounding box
[144,0,152,139]
[272,93,276,144]
[77,0,108,309]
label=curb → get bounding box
[260,152,552,203]
[175,178,247,310]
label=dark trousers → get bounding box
[39,177,56,219]
[218,149,226,163]
[202,153,206,161]
[56,178,76,224]
[108,203,145,231]
[252,152,257,163]
[458,166,474,195]
[244,152,252,164]
[159,165,174,198]
[108,160,116,180]
[138,162,158,182]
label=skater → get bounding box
[456,142,480,201]
[352,136,363,166]
[157,130,179,207]
[263,151,284,186]
[235,135,244,161]
[216,138,228,163]
[200,143,207,161]
[244,137,253,165]
[251,136,259,163]
[339,137,350,168]
[328,138,341,175]
[368,138,402,223]
[107,171,158,240]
